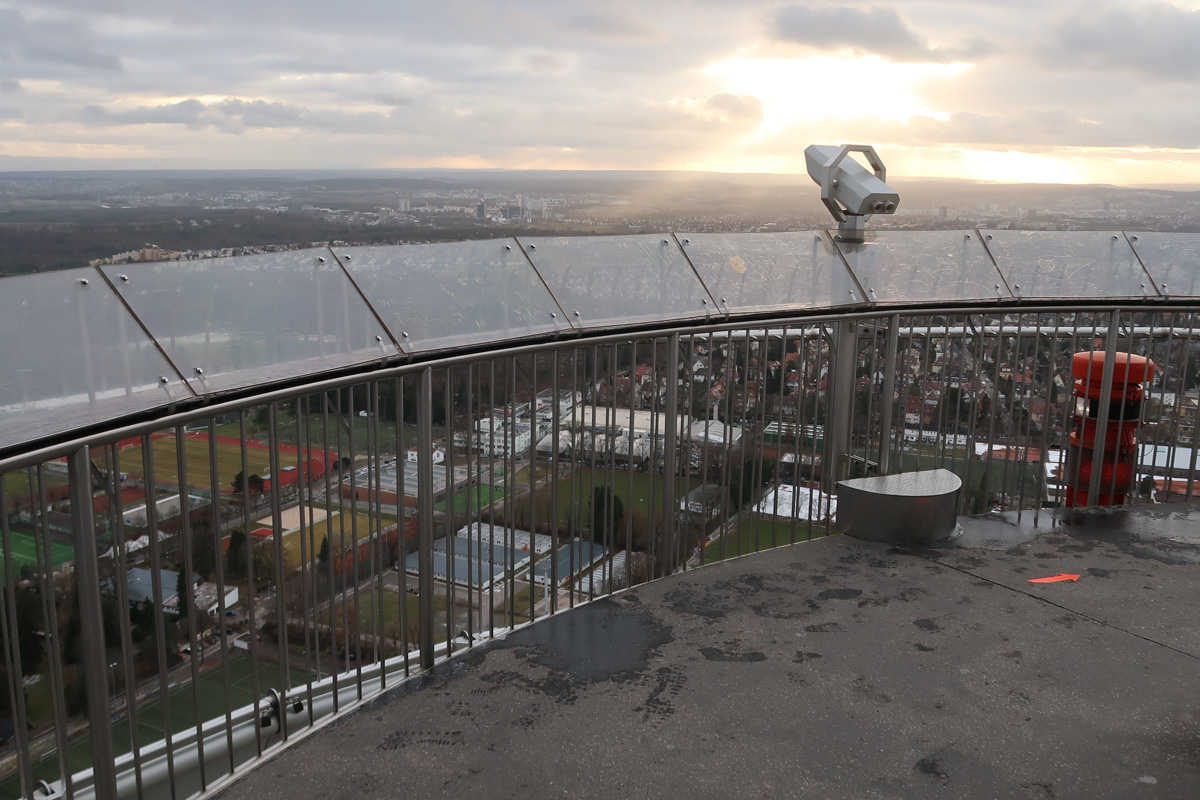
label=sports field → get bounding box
[0,654,316,799]
[2,469,69,505]
[434,484,505,516]
[0,528,75,576]
[110,434,274,493]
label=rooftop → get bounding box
[215,504,1200,799]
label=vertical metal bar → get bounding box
[663,333,680,574]
[443,372,457,640]
[394,377,410,677]
[463,364,478,638]
[293,405,316,718]
[32,463,75,800]
[0,480,35,798]
[879,315,899,474]
[237,413,262,759]
[486,361,496,636]
[343,391,362,697]
[828,320,857,487]
[1179,316,1198,502]
[173,428,207,788]
[69,447,117,799]
[550,353,562,611]
[207,418,236,771]
[316,395,340,695]
[370,382,386,673]
[525,357,541,615]
[266,403,294,723]
[417,368,436,669]
[104,444,143,793]
[625,342,637,584]
[1087,310,1122,506]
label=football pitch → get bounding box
[0,529,75,576]
[109,434,274,493]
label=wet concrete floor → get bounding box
[217,505,1200,799]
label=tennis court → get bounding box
[0,529,74,576]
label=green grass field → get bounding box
[435,484,505,517]
[2,469,69,505]
[0,528,75,576]
[338,589,447,645]
[504,467,693,532]
[702,517,834,565]
[0,654,315,800]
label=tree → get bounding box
[230,471,264,494]
[190,518,217,580]
[318,535,329,565]
[728,454,775,508]
[13,584,44,674]
[252,541,275,586]
[175,568,190,621]
[226,529,248,577]
[590,486,625,546]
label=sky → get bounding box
[1,0,1199,184]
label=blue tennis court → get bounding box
[531,539,606,587]
[405,550,506,590]
[433,535,531,571]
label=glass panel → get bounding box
[335,239,569,352]
[1127,232,1200,298]
[680,231,862,312]
[0,268,191,451]
[100,249,398,395]
[833,230,1009,304]
[982,230,1154,299]
[520,234,714,328]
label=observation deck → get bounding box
[216,504,1200,800]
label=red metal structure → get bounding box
[1065,351,1155,507]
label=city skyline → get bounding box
[1,0,1199,185]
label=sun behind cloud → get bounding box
[706,55,969,134]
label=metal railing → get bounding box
[4,281,1200,798]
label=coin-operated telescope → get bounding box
[805,144,899,243]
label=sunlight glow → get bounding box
[706,56,969,133]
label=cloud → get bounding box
[0,8,122,71]
[1050,2,1200,80]
[771,3,989,63]
[703,93,763,123]
[0,80,21,93]
[565,10,662,41]
[377,94,415,107]
[529,54,565,73]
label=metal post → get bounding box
[828,320,857,486]
[417,367,436,669]
[1087,310,1122,506]
[68,446,117,799]
[879,315,899,474]
[662,333,680,574]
